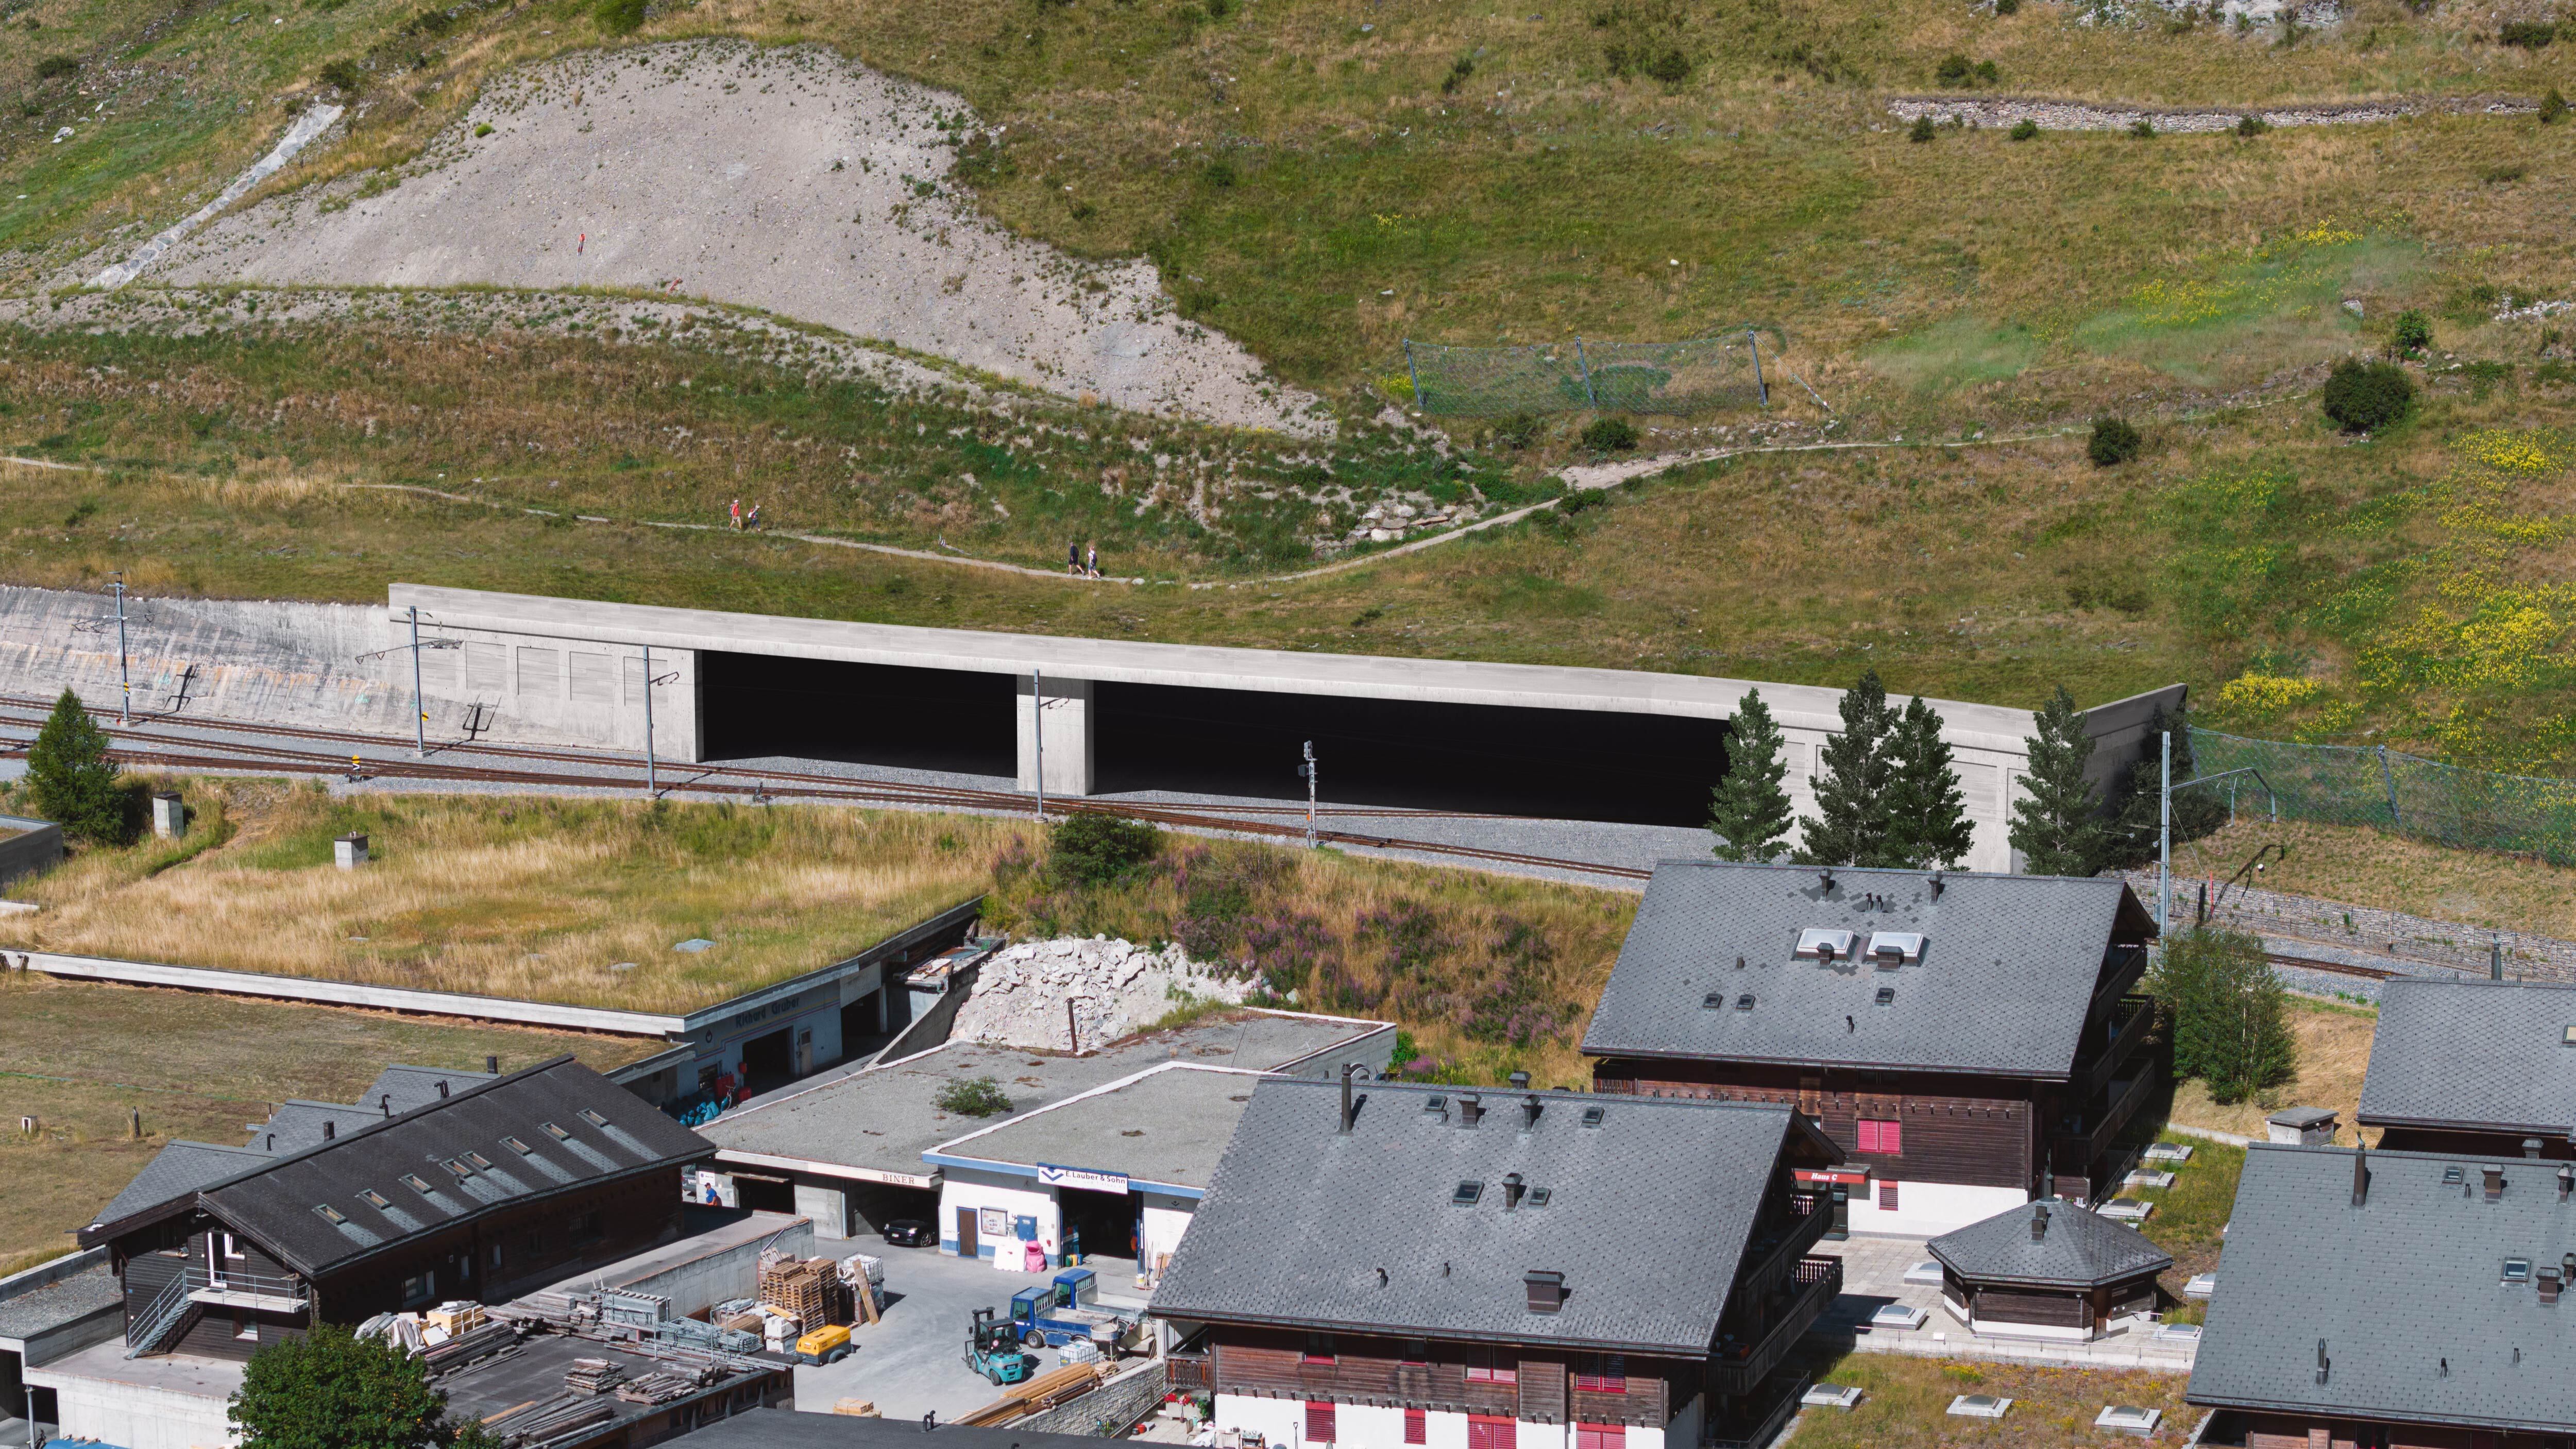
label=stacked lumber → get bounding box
[563,1358,628,1396]
[422,1321,519,1374]
[833,1400,882,1418]
[612,1371,702,1406]
[484,1396,617,1446]
[953,1361,1113,1427]
[757,1252,848,1328]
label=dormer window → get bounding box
[502,1136,534,1154]
[401,1174,435,1195]
[578,1109,610,1128]
[360,1190,392,1209]
[541,1122,571,1141]
[464,1151,494,1170]
[1452,1180,1485,1207]
[314,1204,348,1225]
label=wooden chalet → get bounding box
[1580,862,2160,1236]
[78,1056,713,1359]
[1147,1075,1846,1449]
[2357,977,2576,1161]
[1925,1200,2171,1342]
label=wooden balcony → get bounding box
[2072,997,2154,1101]
[2050,1070,2158,1176]
[1166,1350,1213,1393]
[1735,1195,1835,1301]
[1709,1256,1841,1396]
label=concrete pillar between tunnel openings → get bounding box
[1016,674,1095,796]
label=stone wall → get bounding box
[2124,870,2576,984]
[1014,1359,1171,1438]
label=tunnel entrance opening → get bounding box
[1094,683,1726,827]
[699,652,1014,775]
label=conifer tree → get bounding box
[26,688,125,844]
[1708,688,1795,862]
[2009,685,2105,876]
[1796,669,1893,866]
[1882,694,1974,869]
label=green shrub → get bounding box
[31,54,77,79]
[472,122,494,137]
[2502,19,2555,45]
[1908,114,1937,143]
[1643,48,1692,83]
[2130,118,2156,138]
[1207,0,1235,18]
[2236,113,2268,137]
[1202,157,1237,187]
[1974,59,1998,83]
[1440,54,1475,94]
[1993,0,2018,12]
[594,0,645,33]
[2389,308,2432,354]
[1492,412,1541,450]
[2152,930,2297,1105]
[2321,357,2416,433]
[935,1077,1013,1117]
[1558,487,1611,516]
[2087,416,2143,466]
[1580,416,1638,452]
[405,7,453,34]
[1049,811,1161,885]
[1934,53,1974,87]
[2546,88,2570,123]
[317,59,363,93]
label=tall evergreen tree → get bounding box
[2153,929,2296,1105]
[26,688,125,844]
[2009,685,2106,877]
[1796,669,1893,866]
[1882,694,1974,868]
[1708,688,1795,862]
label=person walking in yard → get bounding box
[730,498,742,531]
[1087,543,1098,578]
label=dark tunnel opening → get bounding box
[698,652,1015,775]
[1094,682,1727,827]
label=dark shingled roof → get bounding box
[82,1058,711,1276]
[2358,979,2576,1137]
[94,1140,270,1226]
[2189,1144,2576,1434]
[1580,861,2156,1079]
[1146,1077,1839,1354]
[1927,1201,2172,1289]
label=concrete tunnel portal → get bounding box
[694,650,1730,826]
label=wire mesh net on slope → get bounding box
[1403,333,1767,417]
[2192,728,2576,866]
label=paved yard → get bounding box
[790,1239,1153,1422]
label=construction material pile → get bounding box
[950,937,1248,1052]
[954,1360,1115,1427]
[758,1250,850,1330]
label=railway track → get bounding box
[0,697,1654,883]
[2264,950,2408,982]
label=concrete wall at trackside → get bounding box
[0,812,63,889]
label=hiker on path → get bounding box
[730,498,742,531]
[1067,541,1081,575]
[747,503,762,530]
[1087,544,1098,578]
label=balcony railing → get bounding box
[1165,1350,1213,1393]
[2073,997,2155,1101]
[126,1264,308,1356]
[2051,1070,2158,1174]
[1709,1256,1841,1396]
[1735,1199,1835,1301]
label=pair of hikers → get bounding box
[729,498,762,531]
[1066,541,1098,577]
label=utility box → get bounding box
[150,792,186,840]
[2266,1106,2338,1146]
[334,833,369,870]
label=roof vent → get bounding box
[324,1121,335,1141]
[1524,1270,1565,1314]
[1509,1071,1531,1090]
[2315,1339,2329,1386]
[1795,929,1857,962]
[1929,870,1945,900]
[380,1094,392,1118]
[2487,1166,2507,1202]
[1458,1095,1484,1128]
[1867,932,1925,967]
[2528,1138,2545,1160]
[435,1080,449,1099]
[486,1054,499,1074]
[2030,1203,2049,1241]
[1819,867,1835,892]
[1521,1095,1543,1131]
[1502,1173,1526,1211]
[2352,1148,2370,1208]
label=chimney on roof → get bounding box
[1339,1064,1359,1135]
[1521,1095,1542,1131]
[1820,867,1835,892]
[1459,1094,1484,1128]
[2529,1138,2545,1160]
[486,1054,499,1075]
[2352,1148,2370,1208]
[2315,1339,2329,1386]
[1503,1173,1526,1211]
[2487,1166,2508,1202]
[1929,870,1945,900]
[1524,1270,1565,1314]
[2030,1203,2048,1241]
[436,1080,449,1099]
[1509,1071,1531,1090]
[324,1121,335,1141]
[2559,1165,2573,1203]
[2543,1267,2564,1305]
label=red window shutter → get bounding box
[1307,1402,1336,1444]
[1469,1416,1517,1449]
[1882,1118,1903,1154]
[1579,1426,1624,1449]
[1854,1120,1878,1154]
[1405,1410,1427,1446]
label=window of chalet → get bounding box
[1855,1118,1903,1155]
[1573,1356,1628,1393]
[401,1271,435,1306]
[1305,1402,1336,1444]
[1401,1340,1429,1367]
[233,1310,258,1342]
[1404,1410,1427,1445]
[1468,1413,1516,1449]
[1877,1181,1899,1211]
[1465,1349,1517,1385]
[1576,1425,1625,1449]
[1302,1333,1337,1364]
[570,1209,605,1247]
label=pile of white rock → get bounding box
[950,936,1250,1052]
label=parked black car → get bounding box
[882,1218,935,1248]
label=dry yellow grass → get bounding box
[0,778,1023,1012]
[2166,994,2379,1141]
[2174,817,2576,942]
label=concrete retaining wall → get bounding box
[0,812,62,889]
[1015,1358,1170,1437]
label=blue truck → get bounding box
[1008,1268,1136,1354]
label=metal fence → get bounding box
[2190,729,2576,866]
[1402,331,1768,417]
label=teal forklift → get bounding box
[964,1307,1036,1387]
